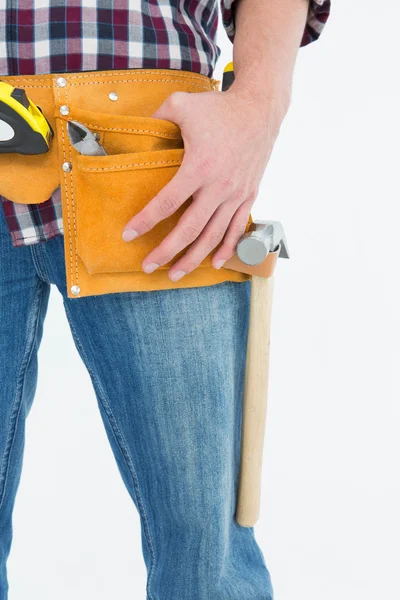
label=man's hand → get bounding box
[122,0,308,281]
[122,88,284,281]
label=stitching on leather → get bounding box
[66,70,208,81]
[3,71,212,90]
[66,79,210,90]
[70,166,79,288]
[4,84,53,88]
[78,122,181,138]
[3,74,209,91]
[80,159,182,172]
[4,80,209,91]
[1,77,52,82]
[65,85,80,288]
[58,86,75,289]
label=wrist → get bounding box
[225,79,292,129]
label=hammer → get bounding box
[223,220,289,527]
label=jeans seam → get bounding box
[29,244,51,284]
[0,280,47,510]
[63,301,157,600]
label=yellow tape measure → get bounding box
[222,62,235,91]
[0,82,53,154]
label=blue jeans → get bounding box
[0,208,273,599]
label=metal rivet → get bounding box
[62,161,72,172]
[108,91,119,101]
[71,285,80,296]
[60,105,69,116]
[56,77,67,88]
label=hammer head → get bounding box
[237,220,289,266]
[222,220,289,279]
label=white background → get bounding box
[9,1,400,598]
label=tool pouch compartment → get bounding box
[56,106,251,298]
[63,107,193,275]
[73,149,194,275]
[60,110,190,275]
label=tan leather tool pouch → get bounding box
[53,70,251,298]
[1,69,251,298]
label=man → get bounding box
[0,0,330,598]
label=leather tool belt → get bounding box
[0,68,253,298]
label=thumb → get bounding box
[151,91,188,123]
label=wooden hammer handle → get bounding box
[235,275,274,527]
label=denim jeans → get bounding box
[0,207,273,599]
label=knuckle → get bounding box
[220,172,236,190]
[158,194,180,218]
[192,156,213,179]
[220,239,236,253]
[225,223,248,248]
[208,229,225,247]
[234,184,247,201]
[228,188,246,205]
[232,221,249,237]
[180,221,203,243]
[196,201,213,221]
[166,91,185,111]
[247,188,258,204]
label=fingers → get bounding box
[211,197,255,268]
[141,188,255,280]
[140,183,227,274]
[166,200,240,281]
[122,157,203,242]
[167,199,253,280]
[155,196,252,282]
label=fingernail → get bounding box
[122,229,139,242]
[169,270,185,282]
[215,259,226,270]
[143,262,159,274]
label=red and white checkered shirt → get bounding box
[0,0,331,247]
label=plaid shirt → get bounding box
[0,0,331,248]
